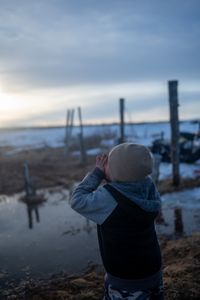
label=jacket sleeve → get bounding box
[70,167,117,225]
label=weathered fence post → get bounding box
[69,109,75,137]
[65,109,71,140]
[24,162,36,197]
[64,109,71,156]
[119,98,125,144]
[78,106,87,164]
[65,109,75,156]
[168,80,180,186]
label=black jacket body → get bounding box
[97,184,162,279]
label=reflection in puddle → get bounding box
[20,194,46,230]
[0,187,200,283]
[156,187,200,236]
[174,207,184,236]
[26,204,40,229]
[0,187,100,284]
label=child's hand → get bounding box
[96,154,108,173]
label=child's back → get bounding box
[71,143,163,299]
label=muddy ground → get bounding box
[0,146,93,195]
[0,146,200,195]
[0,146,200,299]
[1,233,200,300]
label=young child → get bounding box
[71,143,163,300]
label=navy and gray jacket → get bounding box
[71,167,162,281]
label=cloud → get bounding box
[0,0,200,91]
[0,0,199,126]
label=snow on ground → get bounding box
[157,187,200,236]
[159,161,200,180]
[162,187,200,209]
[72,148,102,156]
[0,121,200,181]
[0,121,198,149]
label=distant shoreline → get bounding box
[0,118,198,131]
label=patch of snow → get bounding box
[87,148,102,156]
[0,120,198,150]
[159,162,200,180]
[72,148,102,157]
[161,187,200,209]
[100,139,115,148]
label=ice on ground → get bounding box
[159,162,200,180]
[161,187,200,209]
[0,120,198,150]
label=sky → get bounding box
[0,0,200,127]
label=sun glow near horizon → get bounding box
[0,79,199,128]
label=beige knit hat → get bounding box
[108,143,153,182]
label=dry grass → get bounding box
[158,177,200,195]
[1,234,200,299]
[0,147,95,195]
[161,233,200,299]
[0,146,200,195]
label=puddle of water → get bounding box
[0,187,101,283]
[156,187,200,235]
[0,187,200,283]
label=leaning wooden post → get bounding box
[65,109,71,142]
[24,162,36,197]
[78,106,87,164]
[64,109,74,156]
[168,80,180,186]
[64,109,71,156]
[69,109,75,139]
[119,98,125,144]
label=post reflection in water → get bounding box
[20,194,46,230]
[26,203,40,229]
[174,207,184,236]
[0,187,199,281]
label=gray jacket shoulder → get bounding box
[70,168,117,225]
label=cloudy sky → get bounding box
[0,0,200,127]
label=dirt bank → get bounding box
[0,147,93,195]
[1,233,199,299]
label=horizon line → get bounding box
[0,118,199,131]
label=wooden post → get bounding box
[78,107,87,164]
[65,109,74,156]
[168,80,180,186]
[119,98,125,144]
[24,162,36,197]
[64,109,71,156]
[69,109,75,138]
[65,109,71,143]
